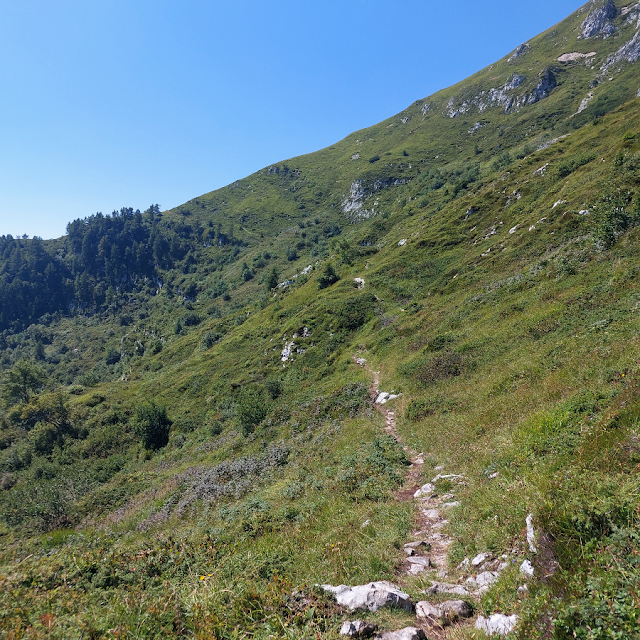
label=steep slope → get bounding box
[2,2,640,638]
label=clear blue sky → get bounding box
[0,0,584,239]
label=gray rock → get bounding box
[476,571,500,589]
[404,540,431,551]
[340,620,378,637]
[416,600,472,627]
[413,483,435,498]
[378,627,426,640]
[582,0,617,39]
[321,581,414,612]
[520,560,535,576]
[407,556,431,567]
[472,552,492,567]
[426,582,471,597]
[508,43,530,61]
[526,514,537,553]
[441,600,473,621]
[475,614,518,636]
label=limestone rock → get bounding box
[475,614,518,636]
[582,0,617,39]
[321,581,414,612]
[340,620,378,637]
[441,599,473,621]
[508,43,530,61]
[472,552,492,567]
[426,582,470,597]
[520,560,534,576]
[413,483,435,498]
[378,627,426,640]
[416,600,472,626]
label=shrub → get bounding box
[133,402,172,451]
[286,247,298,262]
[334,293,376,332]
[200,331,223,350]
[2,360,47,406]
[237,389,269,436]
[264,379,283,400]
[402,351,466,386]
[317,263,339,290]
[182,312,202,327]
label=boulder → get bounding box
[472,552,492,567]
[520,560,534,577]
[581,0,617,39]
[426,582,471,597]
[321,581,414,612]
[475,614,518,636]
[339,620,378,638]
[378,627,426,640]
[416,599,472,627]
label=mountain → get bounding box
[2,1,640,637]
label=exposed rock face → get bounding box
[475,614,518,636]
[581,0,617,39]
[508,43,530,61]
[527,68,557,105]
[321,581,414,612]
[445,68,557,117]
[340,621,378,638]
[378,628,426,640]
[342,180,366,216]
[602,28,640,75]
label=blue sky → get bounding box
[0,0,584,239]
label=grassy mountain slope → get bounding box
[2,1,640,638]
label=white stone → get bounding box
[475,614,518,636]
[520,560,535,577]
[472,552,492,567]
[422,509,441,520]
[398,239,407,246]
[509,225,518,235]
[378,628,426,640]
[354,278,365,289]
[526,514,537,553]
[414,483,436,498]
[360,519,371,529]
[442,501,461,508]
[578,209,590,216]
[476,571,500,589]
[375,392,390,405]
[321,581,413,612]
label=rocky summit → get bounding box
[2,1,640,638]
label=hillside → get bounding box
[2,1,640,638]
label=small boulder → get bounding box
[520,560,534,577]
[321,581,414,613]
[472,552,492,567]
[378,627,426,640]
[475,614,518,636]
[416,601,442,623]
[414,483,435,498]
[340,620,378,638]
[441,600,473,622]
[426,582,471,597]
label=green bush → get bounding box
[237,389,268,436]
[133,402,172,451]
[317,263,339,290]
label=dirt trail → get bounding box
[356,358,454,577]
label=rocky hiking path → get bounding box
[319,358,521,638]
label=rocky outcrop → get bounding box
[446,68,556,117]
[526,68,557,105]
[601,28,640,75]
[581,0,617,39]
[321,581,414,613]
[508,43,530,61]
[342,181,366,216]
